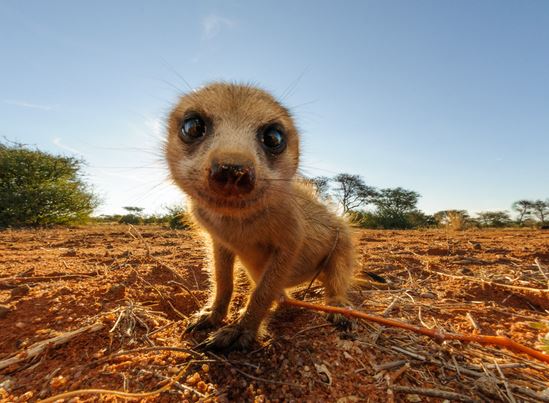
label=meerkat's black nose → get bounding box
[209,162,255,196]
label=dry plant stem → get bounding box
[0,323,104,370]
[392,386,475,402]
[0,274,95,284]
[39,362,191,403]
[141,369,206,398]
[208,352,302,388]
[534,258,549,288]
[418,260,549,294]
[283,298,549,364]
[87,346,203,369]
[129,224,201,307]
[494,360,517,403]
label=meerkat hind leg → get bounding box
[322,246,355,330]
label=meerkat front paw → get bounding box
[185,308,224,333]
[199,324,256,352]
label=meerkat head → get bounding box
[165,82,300,216]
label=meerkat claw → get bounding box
[199,324,255,352]
[185,309,222,333]
[327,312,355,331]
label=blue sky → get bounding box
[1,0,548,216]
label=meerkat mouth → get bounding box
[196,188,266,211]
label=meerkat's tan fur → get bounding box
[165,82,354,351]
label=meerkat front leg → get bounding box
[202,250,293,351]
[186,241,235,332]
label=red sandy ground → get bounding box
[0,225,548,402]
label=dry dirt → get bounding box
[0,225,548,402]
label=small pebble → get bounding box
[50,375,68,389]
[11,285,30,298]
[186,372,201,385]
[0,305,11,319]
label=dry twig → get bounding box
[418,260,549,294]
[0,323,104,370]
[283,298,549,364]
[393,386,476,402]
[39,362,192,403]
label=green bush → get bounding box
[347,209,433,229]
[165,206,193,230]
[118,214,143,225]
[0,141,99,227]
[476,211,513,228]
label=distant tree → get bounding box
[348,208,433,229]
[332,173,377,214]
[406,210,436,228]
[370,187,421,229]
[308,176,331,200]
[119,206,145,225]
[372,187,420,216]
[531,200,549,224]
[0,141,98,227]
[476,211,512,228]
[512,200,534,225]
[123,206,144,215]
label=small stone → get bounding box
[197,381,207,393]
[106,283,126,300]
[336,339,354,351]
[50,375,68,389]
[460,267,474,276]
[11,285,30,299]
[186,372,201,385]
[57,286,72,296]
[62,248,77,257]
[0,305,11,319]
[0,378,12,391]
[16,391,33,402]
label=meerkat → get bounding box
[165,82,355,351]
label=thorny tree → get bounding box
[331,173,376,214]
[512,200,534,225]
[531,200,549,224]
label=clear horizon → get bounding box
[1,1,548,216]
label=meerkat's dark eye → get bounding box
[180,116,206,143]
[259,125,286,154]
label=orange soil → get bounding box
[0,225,548,402]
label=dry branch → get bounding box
[534,258,549,288]
[39,362,192,403]
[0,323,104,370]
[283,298,549,364]
[419,262,549,294]
[392,386,475,402]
